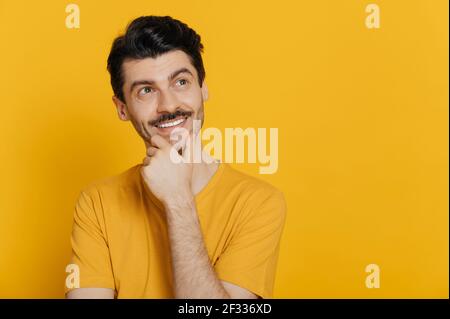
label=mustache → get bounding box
[149,110,193,126]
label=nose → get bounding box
[156,88,179,114]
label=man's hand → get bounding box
[141,134,194,207]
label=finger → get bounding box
[146,146,158,157]
[142,156,151,166]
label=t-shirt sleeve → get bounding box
[65,188,116,295]
[214,188,287,299]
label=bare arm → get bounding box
[165,196,259,299]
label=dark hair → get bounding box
[107,16,205,102]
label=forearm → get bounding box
[164,195,230,299]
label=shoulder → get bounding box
[221,164,287,216]
[222,163,284,197]
[78,164,141,201]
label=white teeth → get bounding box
[157,117,185,128]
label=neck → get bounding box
[190,154,220,195]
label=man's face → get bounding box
[113,50,208,146]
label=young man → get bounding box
[65,16,286,299]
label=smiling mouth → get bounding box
[154,115,188,129]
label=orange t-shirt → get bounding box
[66,162,286,298]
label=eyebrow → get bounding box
[129,67,194,94]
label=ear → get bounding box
[112,96,129,121]
[201,82,209,102]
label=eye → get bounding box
[176,78,189,86]
[138,86,153,96]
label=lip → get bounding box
[153,115,189,136]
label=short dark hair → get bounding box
[107,16,205,102]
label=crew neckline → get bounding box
[194,160,225,202]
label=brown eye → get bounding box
[176,79,188,86]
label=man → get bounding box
[65,15,286,299]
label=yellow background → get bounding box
[0,0,448,298]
